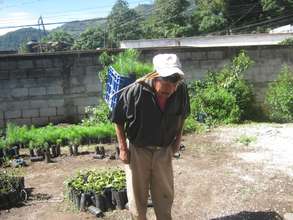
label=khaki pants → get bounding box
[125,142,174,220]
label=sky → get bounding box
[0,0,153,36]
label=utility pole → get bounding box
[38,16,47,52]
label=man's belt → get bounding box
[145,146,162,151]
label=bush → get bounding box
[188,51,254,125]
[265,65,293,122]
[98,49,153,91]
[82,101,110,126]
[66,168,126,194]
[191,86,241,125]
[279,38,293,45]
[4,123,115,150]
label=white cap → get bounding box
[153,54,184,77]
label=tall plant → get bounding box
[188,51,254,125]
[265,65,293,122]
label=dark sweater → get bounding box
[110,79,190,148]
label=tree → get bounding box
[41,31,74,45]
[72,27,105,50]
[107,0,142,47]
[192,0,227,33]
[143,0,191,38]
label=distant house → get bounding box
[269,24,293,33]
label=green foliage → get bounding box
[66,168,126,194]
[279,38,293,45]
[40,31,74,52]
[18,41,30,53]
[0,170,22,194]
[4,123,115,150]
[143,0,191,38]
[265,65,293,122]
[188,51,254,125]
[236,135,257,146]
[111,49,152,77]
[82,101,110,126]
[192,86,241,125]
[0,137,6,150]
[72,27,105,50]
[41,31,74,44]
[183,116,207,134]
[0,27,43,51]
[107,0,142,47]
[98,49,152,91]
[193,0,227,33]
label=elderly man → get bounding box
[111,54,190,220]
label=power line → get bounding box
[0,17,107,29]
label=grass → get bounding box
[236,135,257,146]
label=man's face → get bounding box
[153,78,178,99]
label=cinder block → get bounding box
[0,61,17,70]
[18,60,34,69]
[7,100,30,110]
[47,86,63,95]
[30,100,48,108]
[77,106,86,114]
[27,69,44,78]
[44,68,62,77]
[86,66,99,75]
[40,107,56,117]
[0,119,4,128]
[29,87,47,96]
[0,89,10,98]
[76,56,93,66]
[71,86,86,94]
[85,84,100,93]
[0,71,9,80]
[48,99,64,107]
[70,76,83,86]
[22,109,39,118]
[31,117,49,126]
[207,51,224,60]
[34,59,53,68]
[11,88,29,98]
[71,66,85,76]
[191,51,207,60]
[48,116,65,124]
[5,110,21,119]
[74,97,99,106]
[7,118,31,126]
[57,107,65,115]
[10,70,27,79]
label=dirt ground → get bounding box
[1,123,293,220]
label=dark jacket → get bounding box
[111,79,190,148]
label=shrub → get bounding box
[192,86,241,125]
[4,123,115,150]
[98,49,153,91]
[188,51,254,125]
[82,101,110,126]
[66,168,126,194]
[279,38,293,45]
[265,65,293,122]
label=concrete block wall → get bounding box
[0,45,292,127]
[139,46,293,103]
[0,51,102,127]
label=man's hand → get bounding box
[119,148,130,164]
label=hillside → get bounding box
[0,28,45,51]
[52,18,107,37]
[0,2,196,51]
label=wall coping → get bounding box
[0,45,292,60]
